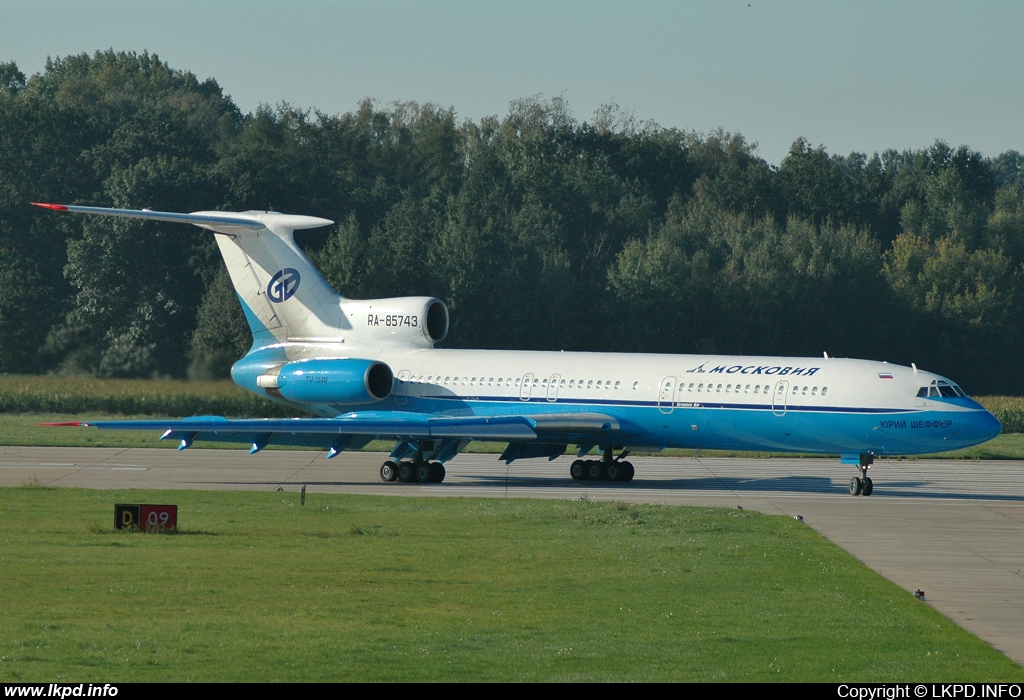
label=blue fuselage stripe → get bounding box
[325,392,995,456]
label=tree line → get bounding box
[1,50,1023,394]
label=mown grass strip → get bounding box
[0,375,296,418]
[1,488,1021,682]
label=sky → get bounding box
[2,0,1021,165]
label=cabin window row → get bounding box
[678,383,828,397]
[402,375,623,390]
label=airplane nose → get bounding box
[961,409,1002,445]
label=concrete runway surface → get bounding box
[2,446,1022,666]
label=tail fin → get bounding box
[32,203,340,347]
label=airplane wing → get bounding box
[42,412,621,461]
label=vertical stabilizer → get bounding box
[201,212,345,345]
[30,203,343,347]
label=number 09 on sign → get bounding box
[115,504,178,531]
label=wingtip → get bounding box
[36,421,92,427]
[31,202,68,212]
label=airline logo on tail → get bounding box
[267,268,301,303]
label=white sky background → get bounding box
[2,0,1020,166]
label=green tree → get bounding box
[187,268,252,379]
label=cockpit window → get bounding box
[937,380,959,398]
[921,380,968,398]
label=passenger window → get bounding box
[812,387,818,395]
[596,381,602,389]
[614,381,620,389]
[822,387,828,396]
[587,380,593,389]
[632,381,639,390]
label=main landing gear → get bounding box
[847,454,874,496]
[570,450,635,482]
[379,459,446,484]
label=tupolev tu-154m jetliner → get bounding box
[33,202,1002,496]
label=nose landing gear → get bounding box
[849,475,873,496]
[845,453,874,496]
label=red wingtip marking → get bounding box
[36,421,92,427]
[31,202,69,211]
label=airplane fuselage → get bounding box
[232,343,1000,457]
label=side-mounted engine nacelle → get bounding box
[256,358,394,405]
[341,297,449,347]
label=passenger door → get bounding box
[771,380,788,417]
[658,376,677,415]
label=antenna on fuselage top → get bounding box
[823,351,829,359]
[912,363,918,373]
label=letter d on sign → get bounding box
[115,504,141,530]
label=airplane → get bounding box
[32,201,1002,496]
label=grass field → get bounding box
[0,375,295,418]
[1,487,1021,682]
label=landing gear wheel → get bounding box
[415,461,433,483]
[398,461,415,483]
[587,461,603,481]
[429,462,446,484]
[849,477,863,496]
[621,461,635,482]
[861,477,873,496]
[606,462,621,481]
[570,460,586,481]
[380,461,398,482]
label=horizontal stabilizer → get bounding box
[31,202,333,235]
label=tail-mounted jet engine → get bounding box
[256,358,394,405]
[342,297,449,347]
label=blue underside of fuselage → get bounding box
[307,394,1000,456]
